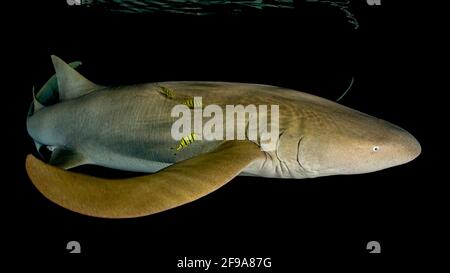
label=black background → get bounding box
[3,0,443,269]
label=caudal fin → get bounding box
[26,141,264,218]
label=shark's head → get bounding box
[294,107,421,177]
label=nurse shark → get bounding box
[25,56,421,218]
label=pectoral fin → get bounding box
[49,148,88,169]
[25,141,264,218]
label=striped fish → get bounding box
[158,85,175,99]
[176,133,198,151]
[183,97,202,109]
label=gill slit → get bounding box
[296,136,305,171]
[275,129,291,177]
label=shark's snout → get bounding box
[395,129,421,165]
[294,116,422,177]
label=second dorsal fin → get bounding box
[51,55,101,101]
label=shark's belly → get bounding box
[73,89,223,172]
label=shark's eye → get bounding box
[372,146,380,152]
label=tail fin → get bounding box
[25,141,264,218]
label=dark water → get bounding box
[80,0,295,15]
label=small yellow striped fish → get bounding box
[158,85,175,99]
[176,133,198,151]
[183,98,202,109]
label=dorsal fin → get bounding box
[51,55,101,101]
[37,61,83,105]
[32,86,44,112]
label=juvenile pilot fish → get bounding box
[25,56,421,218]
[176,133,198,151]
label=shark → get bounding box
[25,56,421,218]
